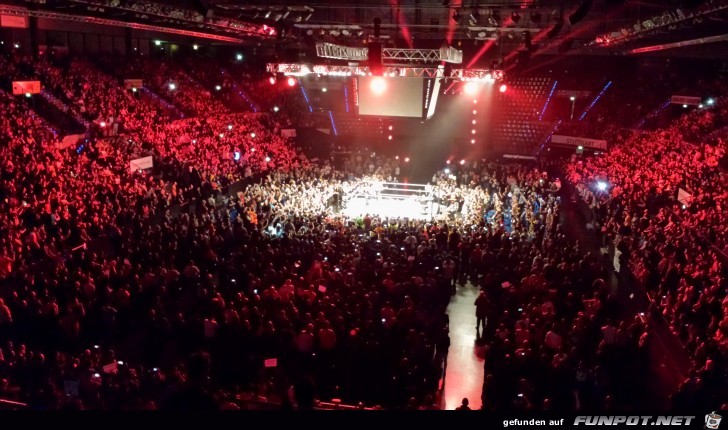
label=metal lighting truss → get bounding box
[0,5,244,42]
[593,0,728,46]
[66,0,267,37]
[315,43,463,64]
[382,46,463,64]
[267,63,503,82]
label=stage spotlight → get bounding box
[471,139,476,144]
[472,119,477,124]
[322,87,327,92]
[100,121,106,128]
[388,135,393,140]
[273,106,279,112]
[388,125,393,131]
[269,76,276,85]
[193,44,199,50]
[370,77,387,95]
[227,124,233,130]
[459,159,466,165]
[154,40,161,46]
[682,104,688,108]
[499,84,507,93]
[484,73,493,81]
[219,133,224,138]
[464,81,479,95]
[473,110,477,115]
[215,85,221,91]
[265,156,271,162]
[25,92,31,98]
[287,77,296,87]
[706,98,715,105]
[570,96,576,101]
[168,83,176,90]
[404,157,410,163]
[236,53,243,61]
[471,129,476,134]
[597,181,608,191]
[250,132,256,138]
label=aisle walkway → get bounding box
[440,282,484,410]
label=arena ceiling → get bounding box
[7,0,728,59]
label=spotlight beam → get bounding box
[388,0,414,49]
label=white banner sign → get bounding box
[671,95,702,106]
[129,156,153,173]
[281,129,297,138]
[551,135,608,150]
[124,79,143,90]
[556,90,591,99]
[12,80,41,95]
[1,15,28,28]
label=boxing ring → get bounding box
[340,180,437,220]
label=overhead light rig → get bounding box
[266,63,504,82]
[0,4,246,42]
[592,0,728,47]
[315,42,463,64]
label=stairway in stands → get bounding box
[219,67,259,112]
[491,76,557,156]
[39,89,90,131]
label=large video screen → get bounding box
[357,76,425,118]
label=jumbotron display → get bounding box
[357,76,441,119]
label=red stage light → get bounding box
[499,84,507,93]
[269,76,276,85]
[287,77,296,87]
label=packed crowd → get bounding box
[1,64,593,408]
[0,53,171,135]
[566,96,728,408]
[104,57,230,118]
[2,47,726,410]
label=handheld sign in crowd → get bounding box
[129,156,153,173]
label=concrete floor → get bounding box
[440,282,484,410]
